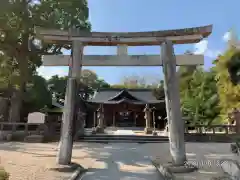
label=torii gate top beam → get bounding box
[36,25,212,46]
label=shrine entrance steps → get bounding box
[77,135,169,143]
[77,128,169,143]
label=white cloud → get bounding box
[223,31,231,42]
[194,40,208,54]
[37,66,68,79]
[193,40,221,58]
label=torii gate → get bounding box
[36,25,212,166]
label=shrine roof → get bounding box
[89,88,164,104]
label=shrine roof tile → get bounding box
[89,88,164,104]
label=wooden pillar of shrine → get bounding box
[96,104,104,133]
[113,111,116,127]
[144,104,152,134]
[91,111,97,134]
[133,112,136,127]
[233,109,240,133]
[93,111,96,127]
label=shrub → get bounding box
[0,167,9,180]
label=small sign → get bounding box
[117,45,128,55]
[27,112,45,124]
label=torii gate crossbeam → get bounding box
[42,54,204,66]
[36,25,212,45]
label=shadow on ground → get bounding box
[0,141,237,180]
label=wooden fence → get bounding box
[185,125,237,134]
[0,122,239,142]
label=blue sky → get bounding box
[37,0,238,84]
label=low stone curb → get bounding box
[151,159,199,180]
[219,159,240,180]
[151,159,176,180]
[48,163,87,180]
[69,166,87,180]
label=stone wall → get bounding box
[0,131,27,141]
[0,123,50,142]
[185,133,239,143]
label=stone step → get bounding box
[81,135,168,139]
[79,138,169,142]
[79,136,168,140]
[79,139,168,143]
[77,135,169,143]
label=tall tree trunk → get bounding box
[8,56,28,122]
[0,97,9,122]
[8,83,25,122]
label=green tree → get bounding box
[112,75,160,89]
[79,69,110,100]
[111,75,162,99]
[47,69,110,102]
[214,47,240,122]
[47,75,67,104]
[0,0,90,122]
[0,54,52,120]
[180,67,220,125]
[178,66,197,94]
[121,75,147,88]
[0,53,19,96]
[152,80,165,100]
[25,75,52,113]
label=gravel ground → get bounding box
[0,142,238,180]
[0,142,103,180]
[0,142,61,180]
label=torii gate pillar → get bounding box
[57,29,84,165]
[162,40,186,165]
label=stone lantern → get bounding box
[144,104,152,134]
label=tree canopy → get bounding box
[0,0,90,121]
[179,67,220,125]
[214,47,240,122]
[47,69,110,103]
[24,75,52,113]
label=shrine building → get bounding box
[86,88,167,131]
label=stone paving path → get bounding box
[80,143,163,180]
[138,143,236,180]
